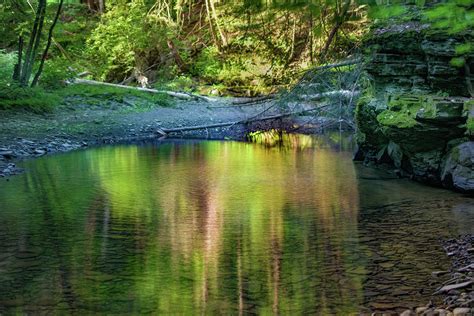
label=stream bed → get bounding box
[0,133,472,314]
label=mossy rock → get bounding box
[355,96,388,149]
[377,94,465,129]
[376,94,425,128]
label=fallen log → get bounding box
[158,104,332,135]
[312,58,362,72]
[231,95,276,105]
[72,78,216,102]
[298,90,360,101]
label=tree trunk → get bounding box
[167,40,188,73]
[32,0,64,87]
[81,0,104,13]
[209,0,227,47]
[20,0,46,86]
[204,0,220,51]
[12,36,23,81]
[319,0,351,61]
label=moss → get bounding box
[355,94,389,147]
[376,94,442,128]
[377,95,421,128]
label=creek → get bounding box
[0,132,472,314]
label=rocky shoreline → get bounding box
[0,95,325,178]
[403,235,474,316]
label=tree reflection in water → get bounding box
[0,133,471,314]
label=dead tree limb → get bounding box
[230,95,276,105]
[159,104,333,135]
[298,90,360,101]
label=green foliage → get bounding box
[0,50,60,111]
[86,1,173,81]
[192,47,223,81]
[39,58,77,89]
[0,50,16,80]
[423,1,473,68]
[0,80,60,112]
[455,43,472,55]
[369,4,407,20]
[450,56,466,68]
[158,75,195,92]
[59,84,173,107]
[423,0,474,34]
[376,96,425,128]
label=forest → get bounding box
[0,0,473,315]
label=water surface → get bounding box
[0,133,472,314]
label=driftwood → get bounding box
[312,58,362,72]
[230,95,276,105]
[72,78,216,102]
[158,104,332,135]
[298,90,359,101]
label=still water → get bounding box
[0,133,472,314]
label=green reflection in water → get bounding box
[0,133,472,314]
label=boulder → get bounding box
[441,142,474,193]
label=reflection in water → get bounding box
[0,133,472,314]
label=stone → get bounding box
[415,97,465,124]
[434,309,450,316]
[432,271,450,277]
[441,142,474,193]
[34,149,46,156]
[0,150,15,159]
[452,308,471,316]
[20,139,34,144]
[387,141,403,168]
[400,310,415,316]
[416,307,428,314]
[356,18,473,192]
[436,280,473,294]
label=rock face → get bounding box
[355,18,474,193]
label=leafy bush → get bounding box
[0,50,16,81]
[159,75,195,92]
[86,1,173,81]
[192,47,223,81]
[59,84,173,107]
[0,80,61,112]
[39,58,77,89]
